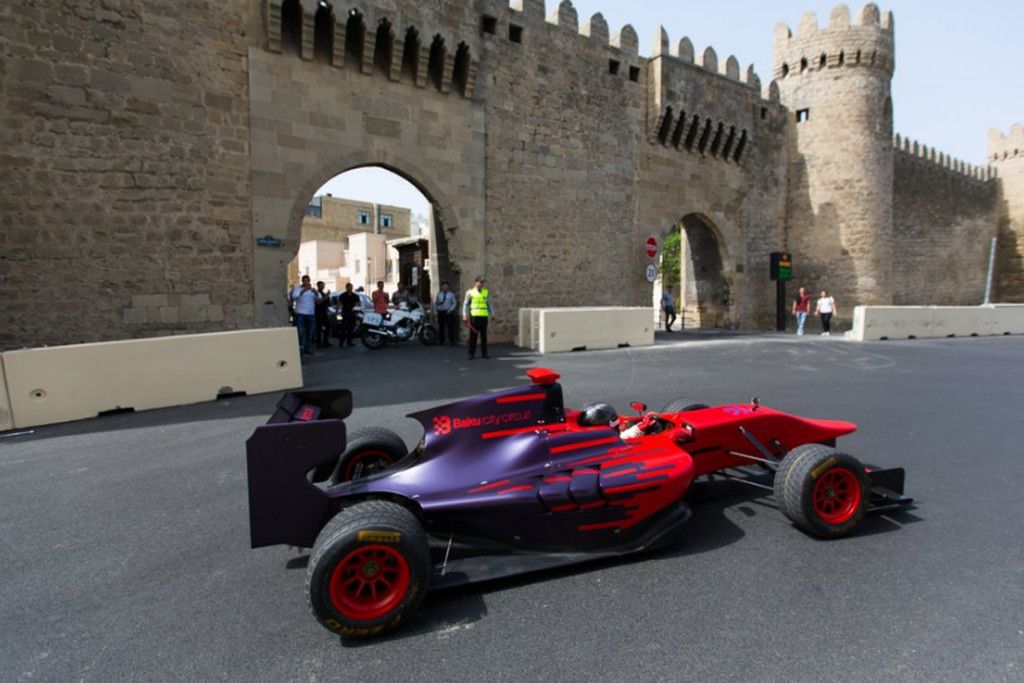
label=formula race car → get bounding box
[246,369,912,639]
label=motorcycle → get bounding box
[361,301,439,349]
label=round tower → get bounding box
[774,4,895,307]
[988,124,1024,301]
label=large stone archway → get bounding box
[247,47,486,327]
[679,213,732,328]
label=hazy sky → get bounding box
[318,0,1022,211]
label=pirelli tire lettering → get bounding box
[305,501,430,638]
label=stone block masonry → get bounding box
[0,0,1020,350]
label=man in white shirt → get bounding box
[288,275,322,355]
[434,281,457,346]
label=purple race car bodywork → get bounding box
[247,369,912,639]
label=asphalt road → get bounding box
[2,333,1023,681]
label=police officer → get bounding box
[462,275,492,359]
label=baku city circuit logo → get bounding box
[433,415,452,436]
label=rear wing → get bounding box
[246,390,351,548]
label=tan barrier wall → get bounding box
[2,328,303,429]
[524,307,654,354]
[0,356,14,431]
[849,305,1024,341]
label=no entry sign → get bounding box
[645,235,658,259]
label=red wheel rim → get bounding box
[343,450,394,481]
[328,544,410,621]
[812,467,862,524]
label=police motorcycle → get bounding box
[360,299,439,349]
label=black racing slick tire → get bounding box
[418,325,439,346]
[774,444,869,539]
[660,398,710,413]
[362,329,386,349]
[330,427,408,484]
[306,500,430,639]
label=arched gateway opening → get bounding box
[284,165,458,315]
[654,213,731,330]
[680,214,730,328]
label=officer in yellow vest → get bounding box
[462,274,493,359]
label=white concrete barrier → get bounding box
[849,305,1024,341]
[2,328,303,429]
[0,356,14,431]
[520,307,654,353]
[516,308,535,349]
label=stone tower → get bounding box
[989,124,1024,300]
[774,4,895,305]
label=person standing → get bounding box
[462,275,492,359]
[815,289,838,336]
[314,280,331,347]
[371,280,388,315]
[337,282,360,347]
[791,285,811,336]
[661,287,677,332]
[434,281,458,346]
[288,275,321,355]
[392,282,410,309]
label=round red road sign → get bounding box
[646,236,658,259]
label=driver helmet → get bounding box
[578,402,619,428]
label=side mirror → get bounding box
[630,402,647,413]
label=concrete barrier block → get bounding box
[0,356,14,432]
[3,328,302,429]
[536,307,654,353]
[851,305,1024,342]
[530,309,542,350]
[516,308,535,349]
[992,305,1024,334]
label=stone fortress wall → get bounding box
[989,124,1024,301]
[0,0,1020,349]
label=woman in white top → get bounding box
[814,290,838,336]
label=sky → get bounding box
[318,0,1023,210]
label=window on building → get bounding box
[355,259,361,274]
[357,210,370,225]
[380,213,393,228]
[608,59,620,75]
[628,66,640,82]
[796,109,810,123]
[305,204,322,217]
[508,24,523,43]
[481,15,497,35]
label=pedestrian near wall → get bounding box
[288,275,321,355]
[792,285,811,336]
[815,289,838,336]
[661,287,677,332]
[463,275,492,359]
[434,281,458,346]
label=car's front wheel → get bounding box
[774,444,869,538]
[306,501,430,639]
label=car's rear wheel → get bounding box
[331,427,407,484]
[774,444,869,538]
[306,500,429,639]
[660,398,710,413]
